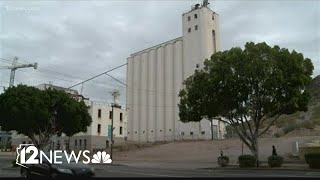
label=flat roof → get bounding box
[130,36,182,57]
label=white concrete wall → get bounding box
[147,49,157,142]
[182,6,220,78]
[140,52,148,141]
[76,102,127,138]
[174,40,184,138]
[132,55,141,141]
[127,57,134,140]
[156,46,165,141]
[164,43,174,140]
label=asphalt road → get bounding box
[2,165,320,178]
[93,166,320,178]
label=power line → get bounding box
[1,57,125,86]
[68,63,127,89]
[2,57,179,96]
[0,57,12,62]
[12,57,128,89]
[105,73,126,86]
[16,69,125,91]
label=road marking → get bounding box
[106,170,186,177]
[306,172,320,176]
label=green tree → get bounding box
[178,42,314,166]
[0,85,92,149]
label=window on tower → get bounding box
[212,30,217,53]
[195,25,198,30]
[98,109,101,118]
[194,14,197,19]
[212,14,215,20]
[97,124,101,133]
[188,16,191,21]
[109,111,112,119]
[188,28,191,33]
[196,64,200,68]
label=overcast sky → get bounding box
[0,0,319,106]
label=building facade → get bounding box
[11,84,127,152]
[126,2,225,142]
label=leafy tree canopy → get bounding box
[178,42,314,166]
[0,84,92,149]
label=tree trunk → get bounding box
[250,137,260,167]
[68,136,71,153]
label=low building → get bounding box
[11,84,127,152]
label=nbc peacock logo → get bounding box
[91,151,112,164]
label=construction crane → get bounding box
[0,56,38,87]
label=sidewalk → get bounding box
[0,152,16,156]
[210,163,318,172]
[91,160,217,170]
[92,160,320,172]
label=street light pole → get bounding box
[109,89,120,161]
[211,119,214,141]
[110,104,114,160]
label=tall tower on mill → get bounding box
[126,1,224,142]
[182,0,221,78]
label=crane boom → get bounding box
[0,56,38,87]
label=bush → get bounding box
[274,133,281,138]
[0,144,4,150]
[238,155,256,168]
[268,156,284,167]
[283,123,299,134]
[305,153,320,169]
[217,156,229,167]
[301,121,314,129]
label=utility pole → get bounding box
[211,119,214,141]
[110,90,120,160]
[0,56,38,87]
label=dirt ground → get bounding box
[112,136,320,164]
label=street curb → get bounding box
[199,166,320,172]
[90,163,128,167]
[2,167,19,171]
[108,163,127,166]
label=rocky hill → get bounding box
[225,75,320,138]
[263,75,320,137]
[307,75,320,104]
